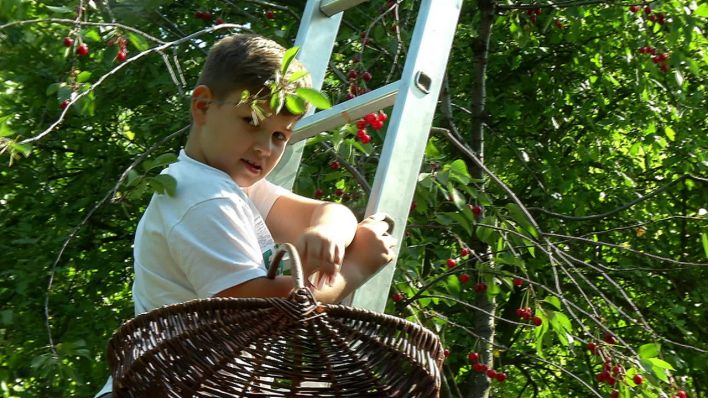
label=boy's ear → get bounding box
[191,85,213,125]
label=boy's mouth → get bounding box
[242,159,262,173]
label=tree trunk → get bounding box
[467,0,496,397]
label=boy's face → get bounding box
[189,86,300,187]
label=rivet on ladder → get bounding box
[414,71,432,94]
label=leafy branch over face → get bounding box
[236,46,332,125]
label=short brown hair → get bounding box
[196,34,312,109]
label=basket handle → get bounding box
[266,243,306,289]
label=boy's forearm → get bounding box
[312,255,369,304]
[309,203,358,247]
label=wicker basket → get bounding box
[107,243,444,397]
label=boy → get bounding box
[95,33,396,397]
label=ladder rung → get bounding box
[320,0,370,17]
[290,81,399,144]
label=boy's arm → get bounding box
[215,215,395,304]
[265,191,358,279]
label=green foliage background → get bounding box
[0,1,706,397]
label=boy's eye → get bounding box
[242,117,258,126]
[273,132,288,142]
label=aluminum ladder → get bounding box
[268,0,463,312]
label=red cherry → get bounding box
[364,113,378,124]
[534,8,542,15]
[659,63,670,73]
[658,52,669,61]
[607,375,616,386]
[59,100,69,110]
[76,43,89,56]
[648,14,657,22]
[358,132,371,144]
[612,365,622,374]
[495,372,507,382]
[116,50,127,62]
[446,258,457,268]
[194,11,204,19]
[351,54,360,63]
[656,13,665,24]
[513,277,524,287]
[470,205,482,216]
[63,37,74,47]
[265,10,274,19]
[530,15,537,23]
[459,273,471,284]
[355,119,367,129]
[467,352,479,362]
[460,247,471,257]
[644,5,651,14]
[314,189,323,198]
[370,120,384,130]
[347,70,358,80]
[214,17,224,25]
[587,342,598,355]
[391,292,403,302]
[553,19,563,29]
[362,71,372,81]
[377,111,388,122]
[472,363,487,372]
[603,333,617,345]
[532,316,543,326]
[515,308,525,318]
[677,390,687,398]
[329,160,340,170]
[629,5,640,12]
[201,11,212,20]
[335,188,344,196]
[345,93,355,100]
[633,374,644,385]
[443,349,450,357]
[486,369,497,378]
[410,201,417,212]
[611,391,619,398]
[473,282,487,293]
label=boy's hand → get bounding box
[346,213,398,278]
[295,225,345,287]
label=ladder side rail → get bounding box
[346,0,464,312]
[267,1,343,190]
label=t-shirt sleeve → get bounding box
[243,179,289,218]
[167,197,267,298]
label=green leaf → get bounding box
[694,3,708,17]
[46,83,59,96]
[702,233,708,258]
[149,174,177,196]
[281,46,300,75]
[9,142,32,157]
[665,126,676,141]
[46,5,73,14]
[76,71,92,83]
[646,357,674,371]
[287,70,309,83]
[638,343,661,359]
[505,203,539,239]
[285,94,306,115]
[544,296,562,310]
[449,185,466,210]
[127,32,149,52]
[83,29,101,42]
[295,88,331,110]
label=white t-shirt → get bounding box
[96,149,287,397]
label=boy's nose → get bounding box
[253,133,273,156]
